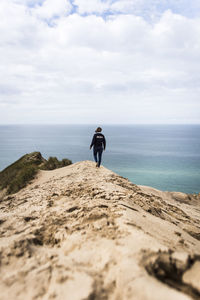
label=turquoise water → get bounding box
[0,124,200,194]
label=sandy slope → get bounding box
[0,161,200,300]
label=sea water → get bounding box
[0,124,200,194]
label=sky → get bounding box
[0,0,200,124]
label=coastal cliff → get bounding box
[0,161,200,300]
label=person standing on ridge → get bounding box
[90,127,106,168]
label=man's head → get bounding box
[95,127,102,133]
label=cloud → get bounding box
[33,0,72,20]
[74,0,110,15]
[0,84,21,96]
[0,1,200,124]
[73,0,200,19]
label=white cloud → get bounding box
[0,1,200,124]
[72,0,200,18]
[74,0,110,15]
[33,0,72,20]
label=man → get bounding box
[90,127,106,168]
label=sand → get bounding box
[0,160,200,300]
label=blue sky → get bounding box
[0,0,200,124]
[70,0,200,19]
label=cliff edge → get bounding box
[0,161,200,300]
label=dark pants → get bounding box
[93,147,103,167]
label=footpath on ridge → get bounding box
[0,160,200,300]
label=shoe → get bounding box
[96,163,98,167]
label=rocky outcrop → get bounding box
[0,161,199,300]
[0,152,72,195]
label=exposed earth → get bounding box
[0,161,200,300]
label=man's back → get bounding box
[90,133,106,149]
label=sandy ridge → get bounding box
[0,160,200,300]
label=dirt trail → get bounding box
[0,161,200,300]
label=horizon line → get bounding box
[0,123,200,126]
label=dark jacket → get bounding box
[90,133,106,150]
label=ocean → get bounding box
[0,124,200,194]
